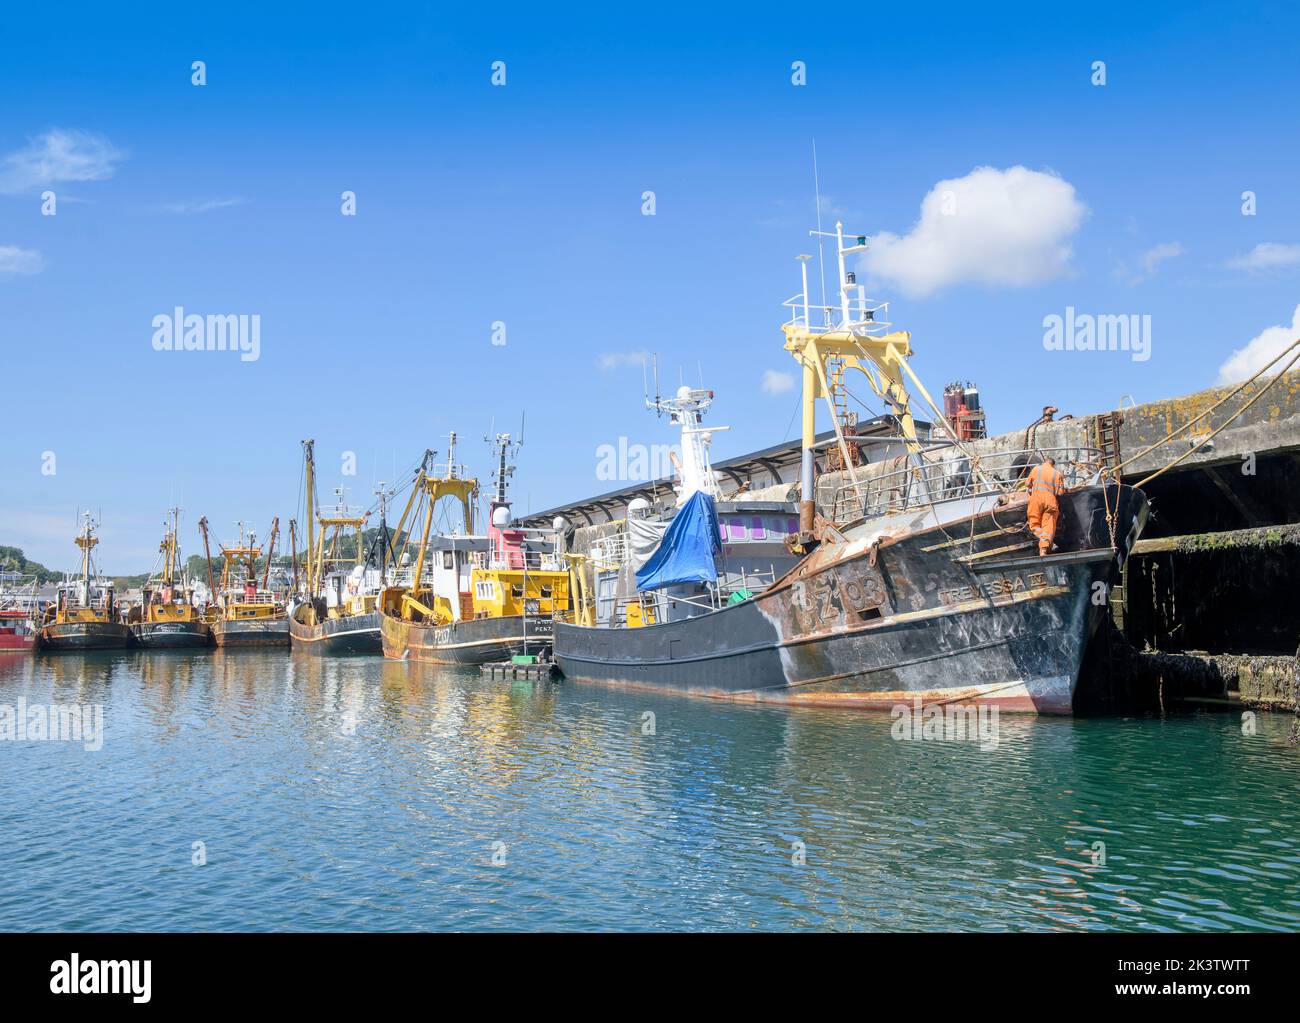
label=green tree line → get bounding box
[0,545,65,584]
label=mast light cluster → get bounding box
[785,221,892,337]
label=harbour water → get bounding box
[2,652,1298,932]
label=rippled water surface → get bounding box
[1,651,1298,932]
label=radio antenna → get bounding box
[812,138,828,317]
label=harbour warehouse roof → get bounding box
[515,415,933,528]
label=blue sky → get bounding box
[2,1,1298,571]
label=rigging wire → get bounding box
[812,139,828,318]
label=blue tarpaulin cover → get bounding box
[634,491,722,592]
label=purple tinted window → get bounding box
[751,516,767,539]
[787,518,798,534]
[727,522,747,541]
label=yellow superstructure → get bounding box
[47,516,116,627]
[134,508,203,626]
[199,517,286,622]
[469,567,569,619]
[381,433,571,629]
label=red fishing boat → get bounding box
[0,574,38,653]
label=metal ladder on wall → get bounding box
[1091,409,1128,625]
[825,356,860,472]
[1092,411,1123,473]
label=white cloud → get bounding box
[0,245,44,276]
[155,197,249,215]
[1226,242,1300,272]
[861,166,1086,298]
[0,128,123,194]
[1118,241,1183,285]
[1216,305,1300,384]
[761,369,794,395]
[596,351,649,371]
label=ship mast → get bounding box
[485,431,521,553]
[160,507,181,588]
[407,432,477,605]
[288,519,300,594]
[489,432,515,508]
[784,221,986,534]
[75,511,98,597]
[387,449,434,572]
[486,431,526,647]
[244,529,258,583]
[302,439,316,598]
[646,380,727,504]
[263,517,279,591]
[373,482,396,585]
[198,516,216,599]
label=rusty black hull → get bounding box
[131,620,212,648]
[290,611,381,655]
[555,484,1148,715]
[381,612,553,665]
[39,621,133,651]
[212,617,289,648]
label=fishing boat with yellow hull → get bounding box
[128,508,212,648]
[198,517,290,648]
[289,440,384,655]
[379,433,571,664]
[38,513,133,651]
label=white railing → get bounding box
[588,532,631,569]
[829,445,1105,524]
[61,595,112,611]
[478,548,564,573]
[222,589,279,606]
[782,292,892,334]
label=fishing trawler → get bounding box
[563,380,805,634]
[379,432,571,664]
[289,440,385,654]
[128,508,212,648]
[199,517,290,647]
[0,573,39,653]
[553,223,1149,714]
[38,513,133,651]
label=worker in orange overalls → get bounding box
[1025,456,1065,556]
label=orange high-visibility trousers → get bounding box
[1027,493,1059,555]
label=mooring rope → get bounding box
[1131,342,1300,488]
[1107,335,1300,484]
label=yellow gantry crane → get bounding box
[138,507,202,626]
[299,439,369,625]
[198,517,282,622]
[49,512,111,626]
[782,222,985,535]
[400,434,478,625]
